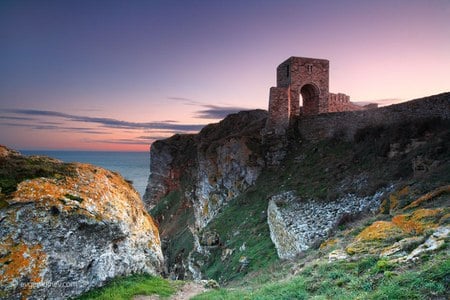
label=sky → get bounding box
[0,0,449,151]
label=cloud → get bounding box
[195,105,251,119]
[83,138,158,145]
[167,96,202,106]
[0,115,35,121]
[365,98,404,106]
[2,109,206,132]
[136,135,173,140]
[167,96,253,119]
[0,121,109,135]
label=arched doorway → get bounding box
[300,84,320,115]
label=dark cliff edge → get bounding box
[144,93,450,294]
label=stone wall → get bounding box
[267,87,290,134]
[297,92,450,141]
[268,190,386,260]
[328,93,365,112]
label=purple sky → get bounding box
[1,0,449,151]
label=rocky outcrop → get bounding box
[145,110,267,227]
[143,134,197,211]
[194,135,264,229]
[144,110,267,279]
[267,190,387,259]
[0,146,163,299]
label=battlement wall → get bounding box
[297,92,450,141]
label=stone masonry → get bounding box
[266,56,375,134]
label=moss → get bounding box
[0,199,8,209]
[0,154,75,196]
[202,202,209,216]
[319,238,337,250]
[64,193,84,202]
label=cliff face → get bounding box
[144,110,267,279]
[0,146,163,299]
[145,93,450,284]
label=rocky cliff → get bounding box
[143,110,267,279]
[145,93,450,284]
[0,146,163,299]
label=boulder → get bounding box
[0,146,163,299]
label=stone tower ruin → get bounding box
[265,56,373,134]
[266,57,329,133]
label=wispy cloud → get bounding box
[82,136,166,145]
[0,115,35,121]
[367,98,404,106]
[195,105,251,119]
[167,96,203,106]
[2,109,206,132]
[0,121,109,134]
[167,96,253,119]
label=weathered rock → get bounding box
[143,134,197,211]
[380,236,425,258]
[267,190,387,259]
[348,198,447,255]
[403,226,448,261]
[328,249,349,262]
[144,110,267,279]
[194,135,265,229]
[203,279,220,289]
[0,147,163,299]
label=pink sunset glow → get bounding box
[1,0,449,151]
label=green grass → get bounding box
[75,274,175,300]
[152,115,450,289]
[194,117,450,284]
[199,171,280,283]
[0,154,74,196]
[193,252,449,300]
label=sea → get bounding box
[21,151,150,198]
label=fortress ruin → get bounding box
[266,56,376,134]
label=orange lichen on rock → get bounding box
[391,186,410,210]
[346,221,404,255]
[9,163,159,243]
[355,221,403,242]
[380,186,410,214]
[1,150,163,299]
[319,238,337,250]
[392,208,444,234]
[404,185,450,209]
[0,238,46,299]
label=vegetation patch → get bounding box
[0,154,74,196]
[76,274,175,300]
[199,171,279,283]
[193,252,449,300]
[64,193,84,203]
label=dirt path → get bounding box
[134,281,207,300]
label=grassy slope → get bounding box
[194,251,449,299]
[192,117,450,298]
[75,118,449,299]
[75,275,175,300]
